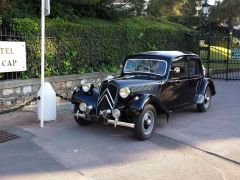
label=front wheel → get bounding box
[197,87,212,112]
[73,105,92,126]
[133,104,156,141]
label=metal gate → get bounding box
[198,28,240,80]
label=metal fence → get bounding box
[198,28,240,80]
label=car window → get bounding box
[188,59,200,77]
[124,59,167,76]
[170,59,186,79]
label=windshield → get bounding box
[123,59,167,76]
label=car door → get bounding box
[187,57,203,105]
[160,58,189,110]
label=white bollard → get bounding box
[37,82,56,121]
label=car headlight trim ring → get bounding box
[119,87,131,99]
[82,83,92,92]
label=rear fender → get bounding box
[196,78,216,104]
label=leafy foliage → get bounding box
[147,0,203,17]
[0,0,40,20]
[10,17,193,78]
[0,0,147,20]
[147,0,184,17]
[209,0,240,29]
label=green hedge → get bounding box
[11,17,194,79]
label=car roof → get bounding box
[128,51,199,61]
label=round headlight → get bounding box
[82,83,92,92]
[79,103,87,112]
[119,87,131,99]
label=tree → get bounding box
[0,0,8,12]
[62,0,101,5]
[147,0,184,17]
[147,0,204,17]
[87,0,147,19]
[0,0,40,20]
[209,0,240,30]
[181,0,198,17]
[0,0,147,20]
[0,0,13,21]
[128,0,146,16]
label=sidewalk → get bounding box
[0,103,86,180]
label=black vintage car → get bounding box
[71,51,216,140]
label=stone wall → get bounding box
[0,72,114,111]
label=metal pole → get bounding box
[40,0,45,128]
[226,28,231,81]
[206,17,210,78]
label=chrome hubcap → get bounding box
[142,111,154,135]
[204,90,211,109]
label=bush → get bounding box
[11,17,195,79]
[169,16,201,29]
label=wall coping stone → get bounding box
[0,72,114,90]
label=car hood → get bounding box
[106,75,165,94]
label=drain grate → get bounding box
[0,130,20,144]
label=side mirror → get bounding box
[120,64,123,69]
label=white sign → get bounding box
[0,41,27,73]
[45,0,50,16]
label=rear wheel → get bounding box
[133,104,156,141]
[73,105,92,126]
[197,87,212,112]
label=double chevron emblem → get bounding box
[97,88,115,109]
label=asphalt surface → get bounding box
[0,80,240,180]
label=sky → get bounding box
[208,0,223,5]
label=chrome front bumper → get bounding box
[107,119,135,128]
[71,108,135,129]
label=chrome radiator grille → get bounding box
[97,82,118,115]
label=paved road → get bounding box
[0,80,240,179]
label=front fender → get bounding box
[125,94,169,117]
[71,88,99,109]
